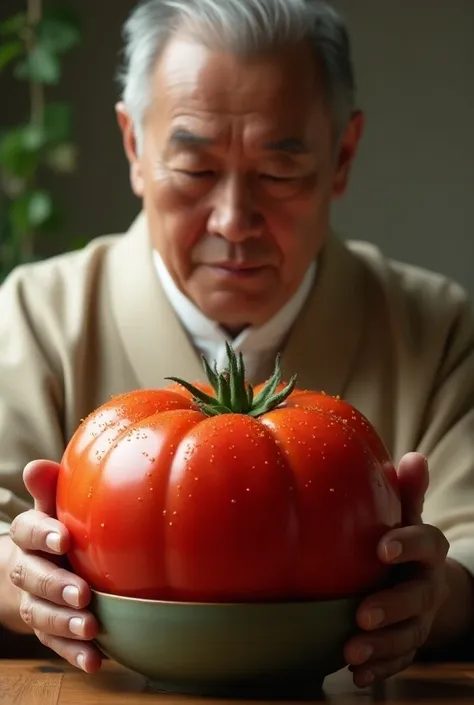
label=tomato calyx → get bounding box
[166,342,297,417]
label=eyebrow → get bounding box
[168,128,215,148]
[168,128,310,155]
[263,138,310,155]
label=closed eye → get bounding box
[260,174,297,182]
[175,169,215,178]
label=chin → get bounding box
[199,293,271,330]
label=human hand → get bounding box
[8,460,102,673]
[344,452,450,688]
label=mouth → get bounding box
[206,261,268,272]
[205,263,269,279]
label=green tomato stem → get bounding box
[166,342,297,417]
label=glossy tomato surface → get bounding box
[56,386,401,602]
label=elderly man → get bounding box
[0,0,473,690]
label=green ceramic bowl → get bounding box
[90,590,361,697]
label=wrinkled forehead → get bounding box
[147,34,333,147]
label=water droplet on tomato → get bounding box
[231,499,237,504]
[163,510,167,516]
[105,573,110,579]
[101,523,105,528]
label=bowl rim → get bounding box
[90,588,363,608]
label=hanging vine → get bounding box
[0,1,82,280]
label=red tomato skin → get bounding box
[261,407,400,598]
[165,381,214,399]
[57,389,198,597]
[57,387,402,602]
[162,413,298,601]
[283,390,391,462]
[254,384,399,497]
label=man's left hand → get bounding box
[344,452,450,688]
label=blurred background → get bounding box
[0,0,473,298]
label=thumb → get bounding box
[397,452,430,525]
[23,460,61,517]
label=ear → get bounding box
[115,101,145,198]
[332,110,365,199]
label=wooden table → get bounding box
[2,660,474,704]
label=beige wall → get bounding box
[330,0,474,299]
[1,0,473,298]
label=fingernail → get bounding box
[76,653,86,671]
[384,540,402,562]
[352,644,373,665]
[46,533,61,553]
[63,586,80,608]
[366,607,385,629]
[69,618,84,637]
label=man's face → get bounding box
[118,35,363,332]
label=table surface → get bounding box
[2,660,474,705]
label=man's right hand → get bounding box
[6,460,102,672]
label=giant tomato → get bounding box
[56,346,401,602]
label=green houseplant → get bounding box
[0,1,82,281]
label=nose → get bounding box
[207,174,263,243]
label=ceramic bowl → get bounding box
[90,590,361,697]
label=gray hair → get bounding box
[118,0,357,148]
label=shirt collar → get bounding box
[153,250,316,368]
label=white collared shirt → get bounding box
[153,251,316,382]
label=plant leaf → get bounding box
[0,40,24,71]
[9,190,54,233]
[9,194,32,234]
[43,7,82,31]
[14,46,61,84]
[21,124,47,150]
[1,173,27,199]
[44,142,77,173]
[28,191,54,227]
[0,126,44,178]
[43,103,72,144]
[37,15,82,54]
[0,13,27,37]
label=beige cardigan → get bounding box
[1,214,473,574]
